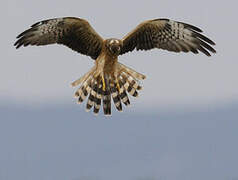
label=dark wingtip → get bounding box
[14,39,22,49]
[178,21,203,32]
[155,18,170,22]
[16,31,26,38]
[31,19,47,27]
[15,45,20,49]
[204,37,216,46]
[31,21,41,27]
[193,30,216,46]
[210,40,216,46]
[16,30,27,38]
[16,27,36,39]
[13,41,18,47]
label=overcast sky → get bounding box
[1,0,238,180]
[2,0,238,107]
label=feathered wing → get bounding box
[120,18,216,56]
[14,17,104,60]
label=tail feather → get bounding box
[75,77,92,104]
[125,74,142,90]
[103,91,111,115]
[71,66,96,87]
[127,85,138,97]
[72,63,145,115]
[103,76,111,116]
[110,82,122,111]
[121,73,139,97]
[118,63,146,80]
[118,79,130,106]
[93,84,102,114]
[86,80,96,111]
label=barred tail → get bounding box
[72,63,146,116]
[102,75,111,116]
[110,81,122,111]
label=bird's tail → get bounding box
[71,63,146,116]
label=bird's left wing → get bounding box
[120,18,216,56]
[14,17,104,60]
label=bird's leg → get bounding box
[101,73,106,91]
[115,78,121,93]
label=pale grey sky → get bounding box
[1,0,238,108]
[1,0,238,180]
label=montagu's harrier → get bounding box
[14,17,216,115]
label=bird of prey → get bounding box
[14,17,216,116]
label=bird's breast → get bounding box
[96,53,118,75]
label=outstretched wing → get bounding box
[120,18,216,56]
[14,17,104,60]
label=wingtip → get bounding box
[15,43,21,49]
[211,41,216,46]
[14,44,19,49]
[14,39,20,48]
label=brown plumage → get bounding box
[14,17,216,116]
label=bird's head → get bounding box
[106,38,123,56]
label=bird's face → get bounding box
[106,38,122,56]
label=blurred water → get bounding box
[0,102,237,180]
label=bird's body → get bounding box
[14,17,216,116]
[71,38,145,115]
[96,39,120,77]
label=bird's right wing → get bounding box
[14,17,104,60]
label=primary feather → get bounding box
[14,17,103,60]
[120,19,216,56]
